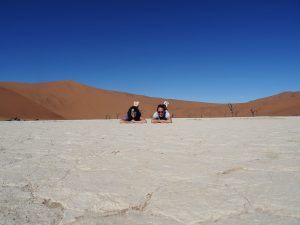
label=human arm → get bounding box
[162,117,172,123]
[131,117,147,123]
[151,117,172,123]
[120,119,131,123]
[151,118,161,123]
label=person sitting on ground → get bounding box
[120,101,147,123]
[151,101,172,123]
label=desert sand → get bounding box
[1,117,300,225]
[1,80,300,120]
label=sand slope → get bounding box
[0,87,63,120]
[0,80,299,120]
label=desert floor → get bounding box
[0,117,300,225]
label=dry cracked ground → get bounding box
[0,117,300,225]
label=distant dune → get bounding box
[0,80,299,120]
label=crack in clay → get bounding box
[131,192,153,211]
[42,198,64,209]
[191,210,249,225]
[192,207,300,225]
[63,192,154,225]
[254,207,300,219]
[191,201,294,225]
[154,211,186,225]
[217,166,244,175]
[103,192,153,217]
[21,182,65,211]
[65,191,154,224]
[225,184,253,209]
[21,182,38,199]
[48,169,72,188]
[2,182,65,225]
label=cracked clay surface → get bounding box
[1,117,300,224]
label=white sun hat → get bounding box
[163,101,169,107]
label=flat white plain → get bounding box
[0,117,300,225]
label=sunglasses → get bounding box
[158,110,165,114]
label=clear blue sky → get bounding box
[0,0,299,103]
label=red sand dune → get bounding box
[0,80,299,120]
[0,86,63,120]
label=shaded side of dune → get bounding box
[0,87,64,120]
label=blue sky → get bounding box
[0,0,299,103]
